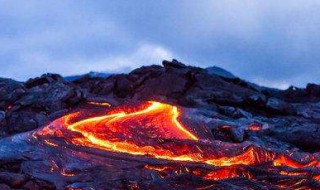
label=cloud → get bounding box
[57,42,173,75]
[95,43,173,73]
[252,78,291,90]
[0,0,320,88]
[1,43,173,80]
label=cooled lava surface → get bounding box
[26,101,320,189]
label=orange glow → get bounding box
[247,125,262,131]
[273,155,320,168]
[36,101,320,184]
[87,101,111,107]
[144,165,172,172]
[64,101,276,167]
[68,101,198,141]
[220,125,232,129]
[314,175,320,181]
[203,167,251,180]
[63,101,301,169]
[6,105,12,111]
[44,139,59,147]
[279,170,308,176]
[60,169,76,177]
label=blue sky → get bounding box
[1,0,320,89]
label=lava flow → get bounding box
[36,101,320,187]
[60,101,273,167]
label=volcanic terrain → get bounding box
[1,60,320,189]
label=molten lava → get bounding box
[87,101,111,107]
[247,124,262,131]
[36,101,320,187]
[62,101,272,167]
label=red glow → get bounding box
[36,101,320,184]
[63,102,276,167]
[87,101,111,107]
[202,167,251,180]
[247,125,262,131]
[273,154,320,168]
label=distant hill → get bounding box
[64,71,111,81]
[205,66,236,79]
[205,65,282,92]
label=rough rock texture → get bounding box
[1,60,320,189]
[0,74,84,136]
[0,160,55,190]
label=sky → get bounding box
[1,1,320,89]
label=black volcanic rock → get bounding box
[271,123,320,152]
[162,59,187,69]
[273,84,320,103]
[25,73,63,88]
[245,94,267,108]
[8,111,48,134]
[0,184,10,190]
[0,172,27,187]
[0,111,5,122]
[212,125,245,143]
[0,75,84,135]
[0,78,24,98]
[88,60,265,111]
[114,74,134,98]
[307,83,320,97]
[0,78,26,110]
[19,79,83,112]
[0,160,55,190]
[282,86,309,102]
[266,98,296,115]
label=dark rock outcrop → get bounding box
[0,160,55,190]
[0,74,84,135]
[265,98,296,115]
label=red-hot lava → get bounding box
[36,101,320,187]
[247,124,262,131]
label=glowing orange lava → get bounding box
[37,101,320,184]
[202,167,251,180]
[273,154,320,168]
[87,101,111,107]
[69,101,198,140]
[247,124,262,131]
[64,102,275,167]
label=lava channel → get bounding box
[37,101,320,179]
